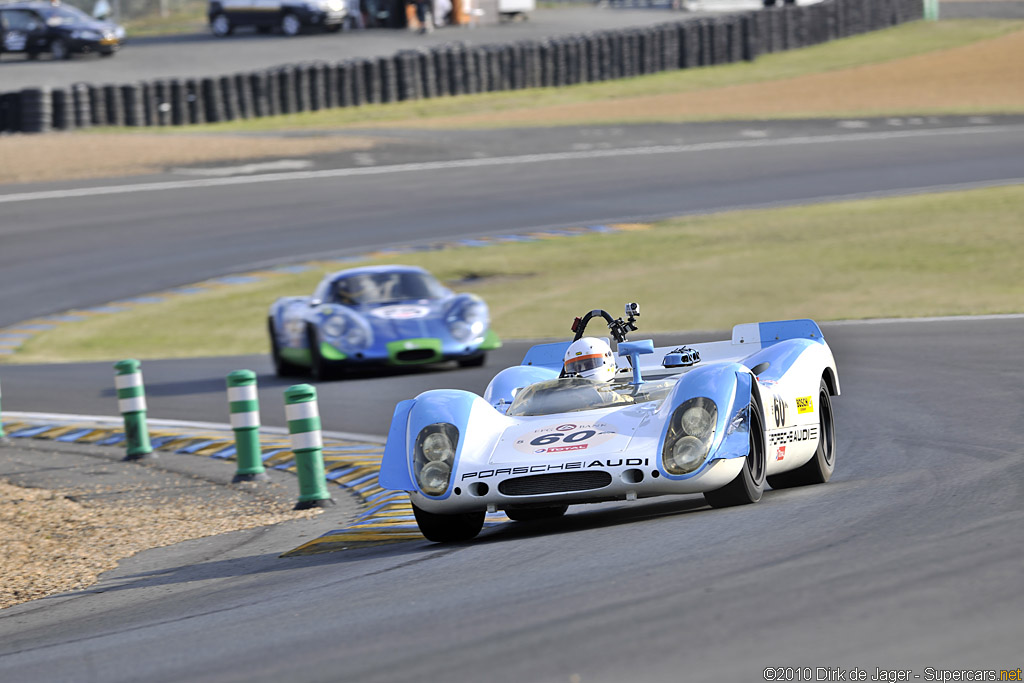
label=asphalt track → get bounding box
[1,113,1024,678]
[2,116,1024,328]
[0,316,1022,682]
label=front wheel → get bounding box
[280,12,302,36]
[767,379,836,489]
[412,503,485,542]
[306,325,338,381]
[269,318,302,377]
[704,400,766,508]
[457,352,486,368]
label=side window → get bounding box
[5,10,42,31]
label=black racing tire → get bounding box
[50,38,70,60]
[210,13,234,36]
[767,379,836,490]
[306,324,337,381]
[268,318,303,377]
[457,352,486,368]
[280,12,302,36]
[763,0,777,6]
[505,505,568,522]
[412,503,485,542]
[704,399,766,508]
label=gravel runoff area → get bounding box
[0,437,356,610]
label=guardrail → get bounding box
[0,0,923,134]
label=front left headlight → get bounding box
[317,308,372,351]
[448,298,489,343]
[662,397,717,475]
[414,423,459,496]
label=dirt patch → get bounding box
[415,26,1024,126]
[0,460,319,610]
[0,133,377,185]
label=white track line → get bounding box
[3,411,386,445]
[1,125,1021,205]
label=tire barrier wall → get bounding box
[0,0,923,134]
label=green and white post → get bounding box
[227,370,269,483]
[924,0,939,21]
[285,384,334,510]
[114,359,153,461]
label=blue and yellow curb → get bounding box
[0,412,508,555]
[0,223,651,359]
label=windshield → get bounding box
[38,5,94,24]
[330,272,447,306]
[507,377,676,417]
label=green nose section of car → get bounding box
[386,338,443,365]
[479,329,502,350]
[319,342,348,361]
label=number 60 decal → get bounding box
[531,430,596,446]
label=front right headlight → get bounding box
[662,397,717,475]
[414,423,459,496]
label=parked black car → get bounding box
[207,0,347,37]
[0,1,124,60]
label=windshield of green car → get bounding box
[506,377,676,417]
[330,272,447,306]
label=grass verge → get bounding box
[10,184,1024,364]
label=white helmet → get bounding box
[563,337,617,382]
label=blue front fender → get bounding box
[657,363,754,480]
[379,390,480,498]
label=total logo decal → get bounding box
[370,305,430,320]
[513,421,618,454]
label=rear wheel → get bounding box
[412,503,485,542]
[704,399,766,508]
[280,12,302,36]
[505,505,568,522]
[767,379,835,489]
[50,38,70,60]
[210,13,233,36]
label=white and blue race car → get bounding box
[268,265,501,380]
[380,304,839,542]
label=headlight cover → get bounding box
[414,423,459,496]
[316,306,372,352]
[447,296,489,343]
[662,397,717,475]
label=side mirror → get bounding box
[309,298,322,307]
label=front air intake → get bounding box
[396,349,437,362]
[498,471,612,496]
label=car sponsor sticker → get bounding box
[796,396,814,414]
[775,446,786,461]
[513,421,618,454]
[370,305,430,320]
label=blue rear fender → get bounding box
[657,362,755,478]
